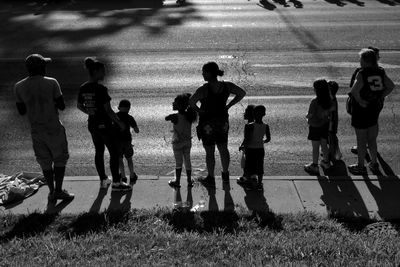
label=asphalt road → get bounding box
[0,0,399,176]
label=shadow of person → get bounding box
[243,187,269,214]
[363,154,400,220]
[222,181,235,211]
[203,186,219,211]
[377,152,397,177]
[89,188,108,213]
[288,0,304,8]
[258,0,277,10]
[45,198,74,215]
[273,0,290,7]
[318,160,369,218]
[0,212,57,242]
[107,190,132,213]
[173,187,193,212]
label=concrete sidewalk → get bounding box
[1,175,400,220]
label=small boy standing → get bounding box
[116,99,139,184]
[240,105,271,190]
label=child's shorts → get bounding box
[244,148,265,176]
[308,124,329,141]
[119,140,134,158]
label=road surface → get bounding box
[0,0,399,177]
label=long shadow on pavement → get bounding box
[318,160,369,218]
[89,188,108,213]
[0,212,57,242]
[363,153,400,220]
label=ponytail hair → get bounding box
[84,57,104,76]
[175,93,197,123]
[202,62,224,77]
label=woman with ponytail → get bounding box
[77,57,132,192]
[189,61,246,188]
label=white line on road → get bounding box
[252,62,400,69]
[241,95,348,100]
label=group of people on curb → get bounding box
[14,46,395,203]
[304,47,395,176]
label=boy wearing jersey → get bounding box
[14,54,74,202]
[240,105,271,190]
[348,49,395,175]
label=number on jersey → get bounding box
[367,76,383,91]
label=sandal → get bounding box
[168,179,181,188]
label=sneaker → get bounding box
[351,145,358,155]
[54,189,75,201]
[348,164,367,175]
[130,172,138,185]
[198,175,216,188]
[100,177,112,189]
[304,163,319,174]
[112,182,132,192]
[168,179,181,188]
[320,160,331,170]
[368,162,380,173]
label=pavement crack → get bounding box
[292,180,306,210]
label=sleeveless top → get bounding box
[199,82,230,123]
[359,67,386,105]
[247,122,267,149]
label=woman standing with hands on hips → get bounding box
[77,57,132,191]
[189,62,246,188]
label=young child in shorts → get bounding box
[304,79,334,175]
[238,105,271,191]
[165,93,197,188]
[116,99,139,184]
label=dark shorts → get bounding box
[119,140,134,158]
[308,124,329,141]
[351,101,382,129]
[244,148,265,176]
[198,118,229,146]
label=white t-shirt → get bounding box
[15,76,63,133]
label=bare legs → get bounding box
[204,142,230,177]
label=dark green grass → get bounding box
[1,209,399,266]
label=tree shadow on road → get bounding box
[323,0,365,7]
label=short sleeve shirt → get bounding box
[307,98,331,128]
[198,81,230,122]
[77,82,112,130]
[116,112,137,141]
[14,76,63,133]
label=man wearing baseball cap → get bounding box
[15,54,74,202]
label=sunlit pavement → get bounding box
[2,175,400,220]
